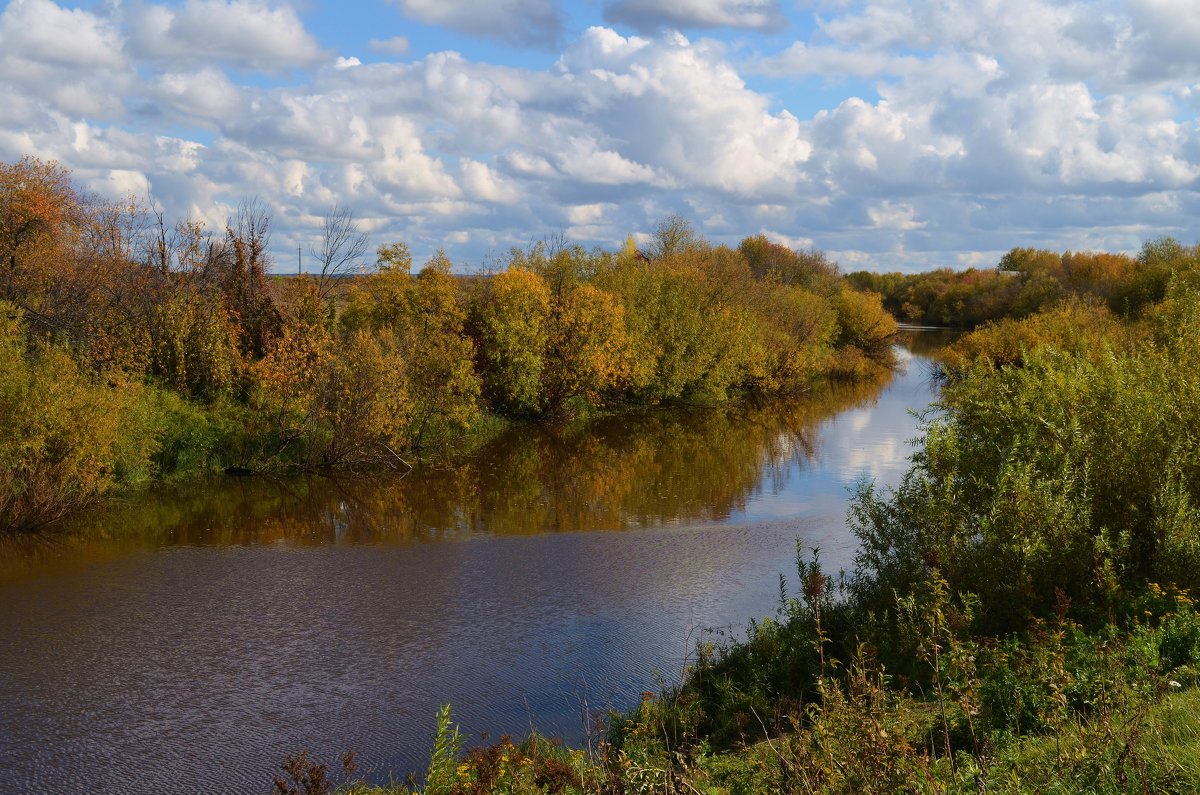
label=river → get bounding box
[0,329,953,794]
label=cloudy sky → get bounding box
[1,0,1198,272]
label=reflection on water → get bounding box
[0,332,949,795]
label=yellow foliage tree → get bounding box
[256,282,411,468]
[471,267,552,416]
[543,282,632,415]
[406,252,482,447]
[0,303,153,531]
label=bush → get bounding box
[0,303,155,531]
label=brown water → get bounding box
[0,331,952,794]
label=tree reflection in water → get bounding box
[0,369,896,572]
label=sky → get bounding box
[1,0,1198,273]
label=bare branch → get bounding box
[311,202,369,300]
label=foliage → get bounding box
[470,266,552,416]
[738,233,841,294]
[0,303,155,532]
[937,298,1129,371]
[847,238,1200,330]
[0,155,898,532]
[255,287,411,469]
[830,286,898,376]
[320,257,1200,793]
[0,157,82,318]
[404,255,483,448]
[860,305,1200,633]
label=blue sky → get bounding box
[1,0,1198,272]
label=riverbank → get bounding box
[294,251,1200,794]
[297,683,1200,794]
[0,334,942,794]
[2,160,900,535]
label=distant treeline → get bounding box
[0,156,896,533]
[848,238,1200,328]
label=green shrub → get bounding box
[0,303,155,531]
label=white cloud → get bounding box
[395,0,564,47]
[129,0,325,71]
[554,136,664,186]
[151,67,243,121]
[761,230,814,250]
[868,201,925,231]
[0,0,125,69]
[759,42,912,79]
[460,160,520,203]
[1,0,1199,273]
[604,0,786,32]
[0,0,131,121]
[566,203,611,225]
[553,28,811,197]
[1124,0,1200,84]
[503,151,560,178]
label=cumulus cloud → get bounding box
[150,67,243,121]
[1,0,1199,271]
[0,0,125,69]
[1124,0,1200,84]
[603,0,786,32]
[0,0,131,121]
[550,28,811,197]
[798,0,1198,92]
[394,0,564,47]
[129,0,326,70]
[460,160,520,203]
[868,201,925,231]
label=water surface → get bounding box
[0,331,950,794]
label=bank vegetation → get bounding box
[0,156,896,533]
[277,238,1200,794]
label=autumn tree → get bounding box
[0,157,99,341]
[747,283,837,392]
[219,198,281,358]
[0,303,154,532]
[255,282,410,468]
[834,287,897,361]
[339,242,414,334]
[471,266,552,416]
[739,234,840,293]
[542,281,631,416]
[404,251,481,447]
[594,245,753,403]
[648,214,703,260]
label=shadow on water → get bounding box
[0,332,954,794]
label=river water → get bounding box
[0,330,952,794]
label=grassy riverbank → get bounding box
[273,239,1200,794]
[1,157,897,534]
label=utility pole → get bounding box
[297,245,301,277]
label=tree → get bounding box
[471,267,551,416]
[739,234,840,292]
[404,251,482,447]
[0,157,81,328]
[542,282,631,415]
[220,198,280,358]
[339,242,414,333]
[312,202,369,301]
[255,285,410,469]
[834,287,898,363]
[0,302,154,532]
[649,214,702,260]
